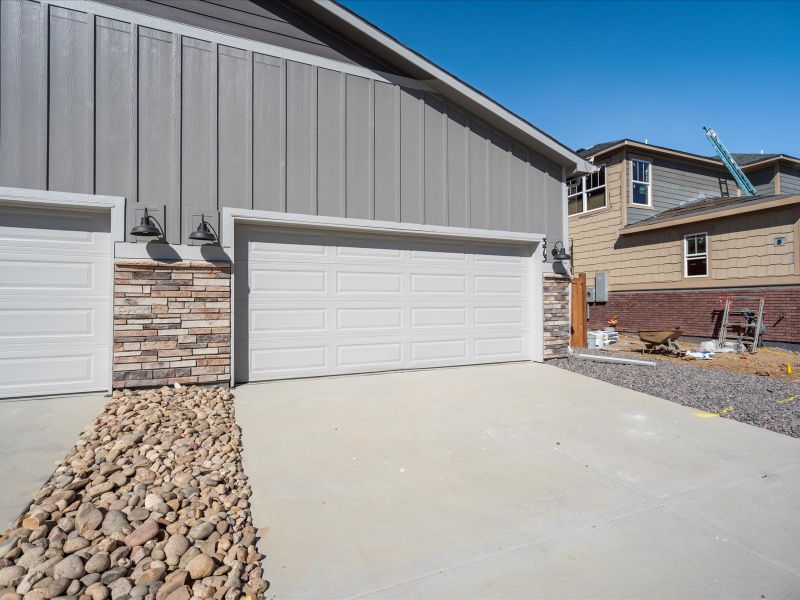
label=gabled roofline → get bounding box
[738,154,800,170]
[621,194,800,234]
[293,0,594,175]
[582,140,800,172]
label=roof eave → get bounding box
[582,142,800,172]
[293,0,593,174]
[620,194,800,235]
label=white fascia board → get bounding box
[48,0,427,92]
[0,186,126,242]
[222,208,544,248]
[303,0,594,174]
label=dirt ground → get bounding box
[596,332,800,383]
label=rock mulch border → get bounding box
[0,386,268,600]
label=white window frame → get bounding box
[567,163,606,216]
[631,158,652,207]
[684,232,709,278]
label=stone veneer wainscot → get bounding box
[113,259,231,388]
[543,274,571,358]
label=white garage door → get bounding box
[235,226,534,382]
[0,203,112,398]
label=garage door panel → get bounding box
[249,268,327,295]
[236,226,533,382]
[337,271,402,294]
[410,306,468,328]
[250,307,328,334]
[474,306,525,327]
[0,302,109,345]
[474,336,527,360]
[336,237,404,259]
[0,344,110,397]
[0,206,110,255]
[337,341,403,369]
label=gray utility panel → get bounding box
[594,272,608,303]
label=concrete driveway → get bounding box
[0,392,109,527]
[236,363,800,599]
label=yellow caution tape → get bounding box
[776,395,799,405]
[695,405,735,418]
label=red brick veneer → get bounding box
[113,259,231,388]
[587,286,799,343]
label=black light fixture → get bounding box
[130,207,161,237]
[189,214,217,243]
[551,240,572,262]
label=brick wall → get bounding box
[543,274,570,358]
[113,259,231,388]
[588,286,800,343]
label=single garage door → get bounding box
[235,225,534,382]
[0,203,112,398]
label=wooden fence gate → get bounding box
[570,273,587,348]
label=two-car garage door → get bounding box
[235,226,534,382]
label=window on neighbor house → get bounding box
[631,159,651,206]
[567,164,606,215]
[684,233,708,277]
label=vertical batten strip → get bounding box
[393,84,400,221]
[246,50,253,210]
[39,0,49,190]
[485,126,491,229]
[442,102,449,226]
[211,42,219,215]
[418,90,424,223]
[170,32,181,242]
[86,12,95,193]
[310,65,318,215]
[368,78,375,219]
[339,71,346,215]
[129,22,138,219]
[279,58,287,212]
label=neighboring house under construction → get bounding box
[568,139,800,343]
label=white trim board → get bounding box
[222,208,544,248]
[0,187,126,242]
[42,0,428,92]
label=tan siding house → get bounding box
[569,140,800,343]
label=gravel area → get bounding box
[554,350,800,439]
[0,386,267,600]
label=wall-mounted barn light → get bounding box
[130,208,161,237]
[189,215,218,243]
[551,240,572,262]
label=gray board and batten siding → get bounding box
[0,0,565,247]
[746,166,776,197]
[626,156,739,225]
[780,164,800,196]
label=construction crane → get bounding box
[703,127,758,196]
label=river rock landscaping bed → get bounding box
[555,351,800,438]
[0,386,267,600]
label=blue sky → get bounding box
[341,0,800,157]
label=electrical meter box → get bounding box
[586,287,596,303]
[595,272,608,302]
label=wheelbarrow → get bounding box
[638,327,684,356]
